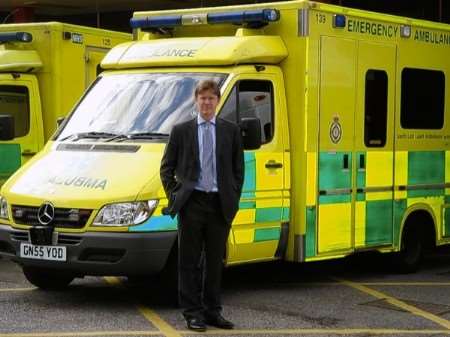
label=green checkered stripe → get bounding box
[0,144,21,185]
[396,151,449,241]
[307,150,449,257]
[131,152,289,237]
[314,151,392,247]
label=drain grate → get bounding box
[360,298,450,316]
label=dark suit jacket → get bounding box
[160,117,244,224]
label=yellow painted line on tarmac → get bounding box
[275,281,450,287]
[179,328,450,335]
[361,282,450,286]
[276,282,342,286]
[103,276,122,287]
[1,329,450,337]
[0,331,161,337]
[336,277,450,329]
[103,277,181,337]
[0,287,35,292]
[138,306,182,337]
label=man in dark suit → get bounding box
[160,80,244,332]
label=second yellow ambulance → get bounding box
[0,22,130,186]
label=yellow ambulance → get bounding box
[0,1,449,289]
[0,23,130,186]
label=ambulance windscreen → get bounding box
[57,72,227,141]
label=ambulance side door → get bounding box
[0,74,43,185]
[219,72,286,264]
[354,42,396,249]
[317,36,356,255]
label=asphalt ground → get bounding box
[1,248,450,337]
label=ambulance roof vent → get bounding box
[130,8,280,30]
[0,32,33,44]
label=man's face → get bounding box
[195,89,219,121]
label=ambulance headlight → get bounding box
[0,197,9,220]
[93,200,158,226]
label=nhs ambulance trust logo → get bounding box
[330,116,342,144]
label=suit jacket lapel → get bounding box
[215,118,224,164]
[190,118,200,168]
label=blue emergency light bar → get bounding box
[130,8,280,29]
[0,32,33,43]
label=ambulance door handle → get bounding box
[265,160,283,169]
[22,149,37,156]
[342,154,349,170]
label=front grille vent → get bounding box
[11,205,92,229]
[10,231,28,242]
[57,234,82,245]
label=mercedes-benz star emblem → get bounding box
[37,202,55,225]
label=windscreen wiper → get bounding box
[125,132,169,139]
[59,131,122,142]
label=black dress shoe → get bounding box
[205,314,234,329]
[186,317,207,332]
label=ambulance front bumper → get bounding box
[0,223,177,276]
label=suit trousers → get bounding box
[178,189,230,320]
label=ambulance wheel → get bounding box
[394,225,423,274]
[23,267,74,290]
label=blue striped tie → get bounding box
[202,122,214,192]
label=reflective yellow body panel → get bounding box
[318,203,352,252]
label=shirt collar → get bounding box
[197,114,216,125]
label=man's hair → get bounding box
[194,80,221,98]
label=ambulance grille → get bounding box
[10,230,82,245]
[11,205,92,229]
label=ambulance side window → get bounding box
[219,87,238,123]
[400,68,445,129]
[220,80,274,144]
[364,70,388,147]
[0,85,30,138]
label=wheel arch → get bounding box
[398,203,437,251]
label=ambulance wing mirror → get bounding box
[239,117,261,150]
[0,115,15,141]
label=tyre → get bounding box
[394,226,423,274]
[23,267,75,290]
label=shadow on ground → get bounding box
[3,245,450,309]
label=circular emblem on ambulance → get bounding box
[330,117,342,144]
[37,202,55,225]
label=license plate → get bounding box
[20,243,66,262]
